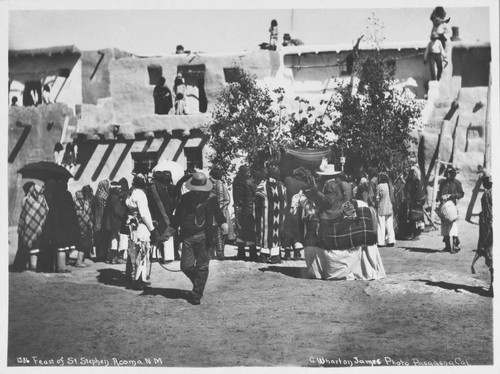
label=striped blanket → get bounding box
[255,178,288,251]
[319,206,377,250]
[18,184,49,249]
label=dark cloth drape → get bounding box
[153,85,173,114]
[38,181,79,272]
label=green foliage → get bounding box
[280,96,336,149]
[207,67,280,178]
[331,52,424,176]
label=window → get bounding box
[23,80,42,107]
[147,65,163,85]
[131,152,158,174]
[223,68,240,83]
[184,147,203,170]
[177,65,207,113]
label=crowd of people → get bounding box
[12,156,493,301]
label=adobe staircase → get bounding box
[420,43,489,221]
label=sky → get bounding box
[7,1,493,56]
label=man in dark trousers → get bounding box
[153,76,173,115]
[173,172,228,305]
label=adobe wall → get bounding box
[283,49,430,99]
[109,50,281,124]
[8,104,77,226]
[81,49,134,105]
[418,44,490,220]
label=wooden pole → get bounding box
[430,119,449,220]
[484,63,491,169]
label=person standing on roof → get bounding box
[153,76,173,115]
[269,20,278,50]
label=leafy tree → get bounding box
[207,67,280,178]
[279,95,336,149]
[330,52,424,178]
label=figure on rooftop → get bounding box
[430,6,450,49]
[424,31,447,81]
[153,76,173,115]
[269,20,278,51]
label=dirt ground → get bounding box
[7,217,494,369]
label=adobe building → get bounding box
[8,39,491,226]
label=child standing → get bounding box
[269,20,278,50]
[430,6,450,50]
[424,31,447,81]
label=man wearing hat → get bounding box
[173,172,228,305]
[307,162,345,221]
[436,166,464,253]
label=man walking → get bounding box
[173,172,228,305]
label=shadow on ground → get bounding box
[140,287,192,301]
[258,265,308,279]
[97,268,129,288]
[414,279,492,297]
[97,268,192,301]
[404,247,443,253]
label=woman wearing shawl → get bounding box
[283,167,310,260]
[12,183,48,271]
[437,166,464,253]
[255,167,288,264]
[404,166,427,240]
[233,165,257,261]
[74,185,94,267]
[209,168,234,260]
[147,171,177,262]
[39,179,80,273]
[104,178,129,264]
[303,183,385,280]
[93,179,110,262]
[125,174,160,290]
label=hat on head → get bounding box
[445,165,457,175]
[477,166,492,182]
[317,163,341,176]
[209,168,223,180]
[185,172,213,192]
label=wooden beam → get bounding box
[109,141,134,181]
[73,142,98,180]
[156,135,171,159]
[172,137,189,162]
[8,125,32,164]
[91,143,116,182]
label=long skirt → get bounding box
[441,220,458,237]
[305,245,386,281]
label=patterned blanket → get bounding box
[75,190,94,238]
[18,184,49,249]
[319,206,377,250]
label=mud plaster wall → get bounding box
[284,49,429,98]
[418,45,490,219]
[81,49,134,105]
[8,104,77,226]
[109,50,281,124]
[9,56,82,115]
